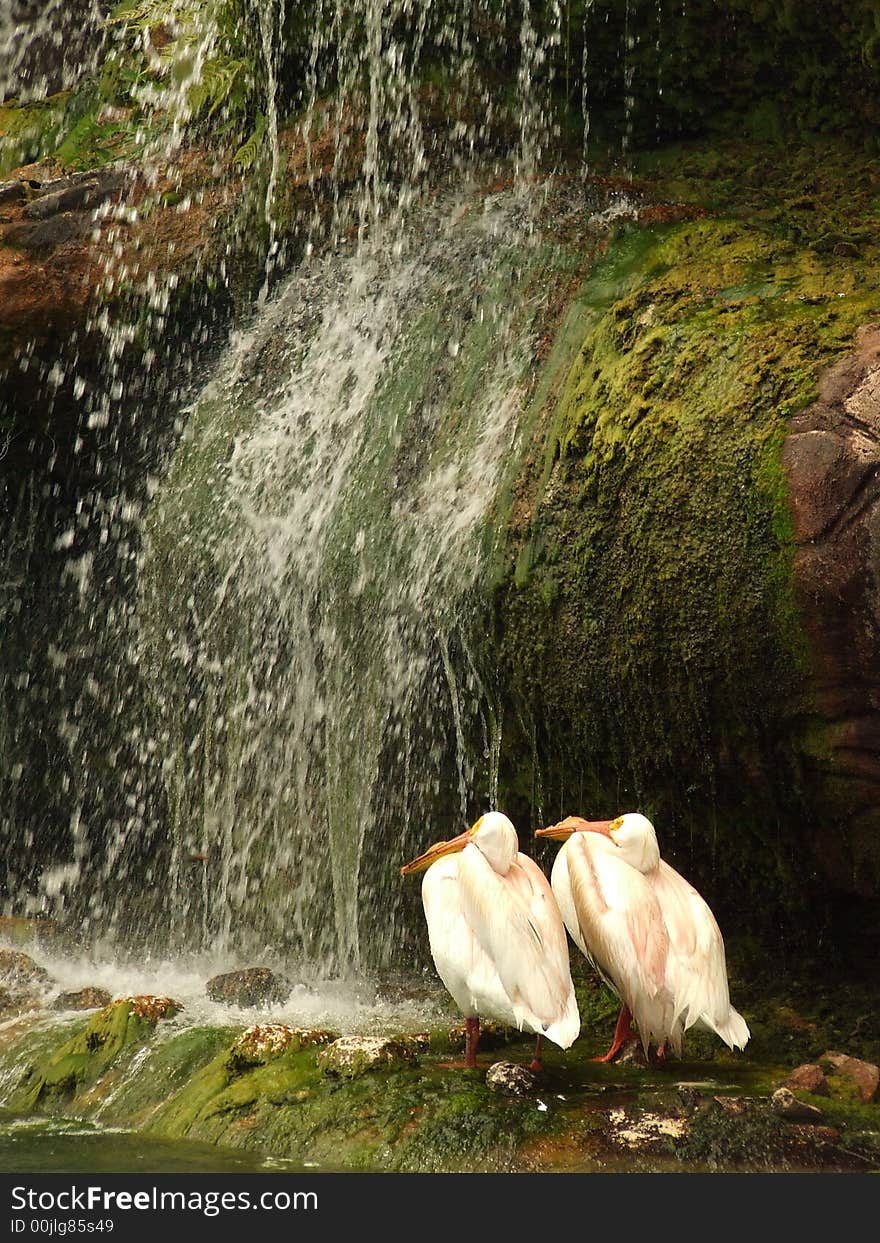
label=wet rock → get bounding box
[608,1105,688,1147]
[0,986,44,1018]
[205,967,291,1008]
[0,181,25,207]
[712,1096,748,1115]
[51,987,112,1012]
[486,1061,537,1096]
[614,1038,649,1067]
[121,995,180,1022]
[783,1064,829,1096]
[819,1051,879,1102]
[3,213,90,253]
[0,948,51,992]
[781,325,880,897]
[317,1036,416,1078]
[227,1023,335,1072]
[771,1087,825,1123]
[22,169,128,220]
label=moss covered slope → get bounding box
[494,160,880,933]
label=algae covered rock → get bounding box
[226,1023,335,1073]
[317,1036,417,1078]
[496,207,880,926]
[819,1051,880,1103]
[9,995,181,1112]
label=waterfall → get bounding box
[0,0,570,977]
[132,187,568,972]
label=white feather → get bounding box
[419,818,580,1049]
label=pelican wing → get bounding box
[653,860,749,1050]
[558,832,671,1051]
[421,855,517,1026]
[455,844,579,1048]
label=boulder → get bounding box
[783,1064,829,1096]
[771,1087,825,1122]
[819,1051,879,1103]
[782,326,880,897]
[485,1061,537,1097]
[317,1036,416,1078]
[51,987,112,1012]
[0,948,50,988]
[0,948,52,1008]
[205,967,291,1008]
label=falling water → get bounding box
[132,186,564,972]
[0,1,580,982]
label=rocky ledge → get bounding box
[0,979,877,1173]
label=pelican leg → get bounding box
[465,1017,480,1068]
[529,1034,544,1073]
[592,1005,634,1063]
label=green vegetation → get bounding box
[492,138,880,938]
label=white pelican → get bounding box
[535,813,749,1062]
[401,811,580,1069]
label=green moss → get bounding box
[493,156,880,935]
[0,94,74,176]
[7,1000,177,1112]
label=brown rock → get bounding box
[781,324,880,897]
[205,967,291,1008]
[486,1061,537,1096]
[317,1036,416,1077]
[123,995,181,1022]
[771,1087,825,1122]
[0,948,51,992]
[783,1064,829,1096]
[819,1050,879,1102]
[51,987,112,1012]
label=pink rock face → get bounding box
[784,1064,829,1096]
[781,325,880,898]
[819,1051,880,1103]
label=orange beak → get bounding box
[400,828,472,875]
[535,816,616,842]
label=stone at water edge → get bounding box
[819,1051,880,1103]
[0,948,52,991]
[0,948,53,1016]
[317,1036,417,1078]
[226,1024,336,1073]
[783,1064,829,1097]
[205,967,292,1008]
[51,987,113,1012]
[485,1062,537,1096]
[771,1087,825,1123]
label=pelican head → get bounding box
[536,811,660,873]
[401,811,518,877]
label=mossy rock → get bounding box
[8,996,180,1112]
[493,198,880,932]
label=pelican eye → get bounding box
[610,817,623,832]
